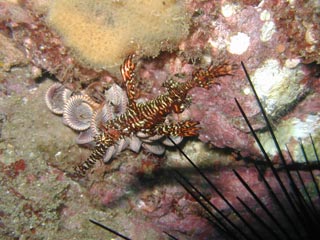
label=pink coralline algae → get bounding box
[137,0,320,161]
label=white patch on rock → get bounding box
[202,55,212,65]
[251,59,304,115]
[227,32,250,55]
[221,4,237,17]
[305,24,318,44]
[288,0,296,5]
[257,115,320,162]
[260,21,276,42]
[285,58,301,68]
[260,10,271,21]
[243,87,251,95]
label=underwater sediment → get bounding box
[0,0,319,239]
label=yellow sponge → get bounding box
[47,0,190,72]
